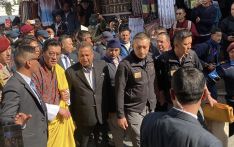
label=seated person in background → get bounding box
[141,67,223,147]
[220,2,234,60]
[208,42,234,136]
[170,8,198,42]
[193,27,223,99]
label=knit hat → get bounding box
[107,39,121,49]
[102,31,114,41]
[227,42,234,52]
[0,36,10,53]
[20,24,34,34]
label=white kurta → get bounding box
[157,0,176,29]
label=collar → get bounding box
[82,64,93,72]
[17,71,31,86]
[120,40,130,45]
[173,107,198,119]
[230,60,234,66]
[208,39,220,48]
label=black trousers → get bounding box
[74,122,109,147]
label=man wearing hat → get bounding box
[95,31,114,57]
[102,39,125,147]
[0,36,13,102]
[6,29,20,43]
[20,24,35,37]
[36,30,49,47]
[208,42,234,136]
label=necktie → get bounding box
[30,81,42,104]
[64,55,70,69]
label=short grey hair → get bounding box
[133,32,150,44]
[173,29,192,45]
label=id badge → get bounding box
[134,72,142,79]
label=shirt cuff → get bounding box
[45,103,60,121]
[21,124,26,129]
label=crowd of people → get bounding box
[0,0,234,147]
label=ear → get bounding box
[25,60,31,69]
[201,90,207,101]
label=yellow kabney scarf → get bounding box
[47,64,76,147]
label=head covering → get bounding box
[0,36,10,53]
[6,29,20,38]
[36,30,49,38]
[20,24,34,34]
[102,31,114,41]
[107,39,121,49]
[227,42,234,52]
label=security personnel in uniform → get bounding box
[208,42,234,135]
[115,32,157,147]
[155,29,217,111]
[155,29,202,110]
[0,36,12,102]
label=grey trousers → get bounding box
[107,113,125,147]
[125,106,151,147]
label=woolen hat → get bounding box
[107,39,121,49]
[102,31,114,41]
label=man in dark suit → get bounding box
[141,67,223,147]
[0,45,48,147]
[65,42,108,147]
[58,35,77,70]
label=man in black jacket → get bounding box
[141,67,222,147]
[65,42,108,147]
[115,32,157,147]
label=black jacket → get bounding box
[65,60,108,127]
[115,51,157,118]
[155,49,202,102]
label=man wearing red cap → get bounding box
[20,24,35,36]
[0,36,12,102]
[208,42,234,136]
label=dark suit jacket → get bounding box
[0,72,47,147]
[58,52,77,70]
[65,60,108,127]
[141,108,223,147]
